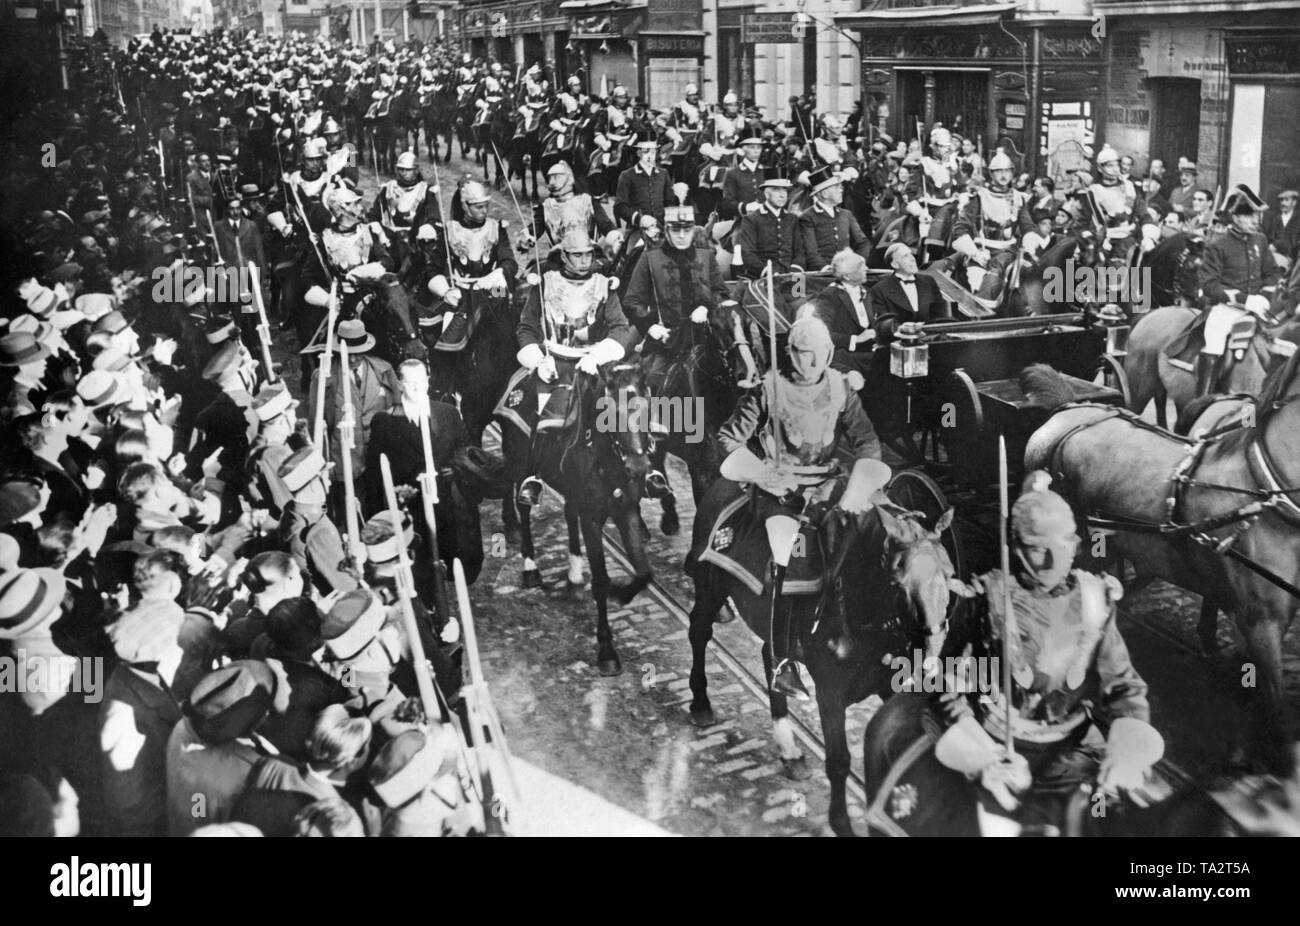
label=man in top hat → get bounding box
[524,160,614,262]
[624,201,731,402]
[1262,188,1300,271]
[424,179,517,355]
[734,176,800,279]
[213,194,268,351]
[944,149,1033,310]
[615,139,676,231]
[1188,184,1281,396]
[370,150,441,269]
[1168,157,1199,216]
[720,136,767,221]
[512,228,641,508]
[919,471,1158,835]
[308,318,400,516]
[796,165,872,271]
[277,445,359,595]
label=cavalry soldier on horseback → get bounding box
[1189,184,1281,397]
[903,126,961,264]
[425,180,517,354]
[370,151,441,270]
[714,314,891,699]
[591,85,636,198]
[657,83,704,184]
[513,229,654,508]
[1086,145,1159,278]
[623,202,729,397]
[925,472,1163,835]
[322,117,359,186]
[521,160,614,261]
[615,139,675,231]
[703,91,748,161]
[809,114,850,171]
[300,186,396,324]
[942,149,1032,311]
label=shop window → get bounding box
[646,59,702,111]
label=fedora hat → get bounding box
[184,660,289,744]
[76,370,131,408]
[336,319,375,354]
[0,332,51,367]
[0,568,67,640]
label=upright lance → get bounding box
[245,262,278,384]
[416,410,453,628]
[490,137,554,355]
[313,282,338,456]
[338,339,364,569]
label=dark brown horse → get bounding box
[1023,358,1300,773]
[686,493,961,836]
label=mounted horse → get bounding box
[420,78,458,164]
[508,99,548,202]
[686,489,962,836]
[497,362,657,675]
[644,299,760,536]
[1023,358,1300,773]
[473,97,512,189]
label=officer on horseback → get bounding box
[943,149,1031,311]
[301,186,396,321]
[322,116,359,186]
[425,180,517,353]
[929,471,1163,835]
[903,126,960,263]
[370,150,440,269]
[658,83,704,183]
[592,85,635,199]
[1086,144,1159,279]
[1192,184,1281,396]
[716,314,891,700]
[514,229,660,507]
[521,159,614,259]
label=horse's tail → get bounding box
[1019,363,1077,412]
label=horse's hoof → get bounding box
[597,652,622,677]
[781,755,813,781]
[689,703,716,727]
[661,510,680,536]
[522,568,544,589]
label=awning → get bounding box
[1094,0,1296,14]
[560,0,629,9]
[835,1,1023,29]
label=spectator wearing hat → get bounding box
[734,176,799,279]
[795,166,872,271]
[187,152,216,230]
[9,410,88,524]
[247,383,305,516]
[318,586,408,717]
[1262,189,1299,270]
[186,340,260,495]
[277,445,358,595]
[213,195,267,350]
[232,704,371,837]
[614,139,674,231]
[368,725,472,836]
[165,659,289,835]
[308,318,399,516]
[0,331,53,420]
[225,552,306,658]
[1169,158,1199,216]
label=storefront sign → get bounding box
[741,13,802,44]
[643,32,705,57]
[1226,35,1300,75]
[647,0,701,32]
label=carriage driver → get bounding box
[1192,184,1282,397]
[514,229,666,508]
[931,472,1162,834]
[717,315,892,700]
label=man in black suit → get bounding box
[870,242,950,344]
[805,249,876,381]
[614,140,674,230]
[213,196,267,351]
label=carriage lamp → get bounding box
[1094,304,1130,357]
[890,321,929,379]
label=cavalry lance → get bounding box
[313,282,339,456]
[337,338,364,570]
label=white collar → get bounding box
[638,164,656,177]
[765,204,784,218]
[816,201,836,217]
[896,274,916,283]
[741,159,758,171]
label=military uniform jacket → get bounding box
[1199,226,1281,306]
[614,165,673,227]
[299,222,395,293]
[623,242,729,348]
[1088,177,1152,233]
[517,270,637,358]
[370,178,439,237]
[532,193,614,246]
[279,501,360,595]
[795,204,871,270]
[429,218,517,287]
[938,569,1149,744]
[720,161,765,220]
[953,185,1032,246]
[736,205,799,277]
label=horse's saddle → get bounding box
[1163,310,1260,368]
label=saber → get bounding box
[491,136,554,354]
[998,435,1016,760]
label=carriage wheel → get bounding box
[887,468,968,592]
[938,369,986,489]
[1094,354,1132,409]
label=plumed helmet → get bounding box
[1011,471,1078,547]
[302,137,327,160]
[460,180,490,205]
[930,126,952,148]
[787,314,833,357]
[1095,144,1120,168]
[684,83,699,96]
[322,117,342,135]
[560,228,594,254]
[395,151,417,170]
[987,149,1014,172]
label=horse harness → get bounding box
[1048,401,1300,600]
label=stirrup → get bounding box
[644,470,670,499]
[772,659,811,702]
[516,476,544,508]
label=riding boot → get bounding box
[769,562,810,702]
[1194,351,1223,398]
[516,390,566,507]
